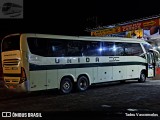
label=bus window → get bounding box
[114,42,124,56]
[124,43,143,56]
[2,35,20,52]
[27,38,49,57]
[49,39,67,57]
[82,41,101,56]
[142,43,152,52]
[66,41,83,56]
[102,42,115,56]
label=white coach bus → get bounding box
[1,33,159,94]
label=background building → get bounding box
[89,15,160,78]
[89,15,160,53]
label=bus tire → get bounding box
[60,77,73,94]
[77,76,89,92]
[138,71,146,83]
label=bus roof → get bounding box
[3,33,149,44]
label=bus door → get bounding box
[147,52,155,77]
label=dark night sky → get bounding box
[0,1,160,38]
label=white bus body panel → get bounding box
[113,66,127,80]
[126,65,139,79]
[97,66,113,82]
[47,70,58,90]
[29,70,46,91]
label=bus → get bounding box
[1,33,159,94]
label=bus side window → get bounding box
[66,41,82,56]
[102,42,115,56]
[115,42,124,56]
[124,43,143,56]
[27,38,50,57]
[82,41,101,56]
[49,39,66,57]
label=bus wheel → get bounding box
[60,77,73,94]
[77,76,89,92]
[138,71,146,83]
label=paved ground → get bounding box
[1,79,160,119]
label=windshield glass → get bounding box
[2,35,20,52]
[142,43,152,52]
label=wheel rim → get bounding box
[61,79,72,93]
[141,74,145,81]
[78,77,88,91]
[63,81,70,91]
[80,79,87,89]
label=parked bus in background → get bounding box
[1,33,159,94]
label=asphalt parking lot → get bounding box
[1,79,160,119]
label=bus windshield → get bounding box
[142,43,153,52]
[2,35,20,52]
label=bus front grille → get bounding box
[4,76,20,84]
[5,79,19,84]
[3,59,20,66]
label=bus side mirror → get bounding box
[149,49,159,54]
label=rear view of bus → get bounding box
[1,34,28,92]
